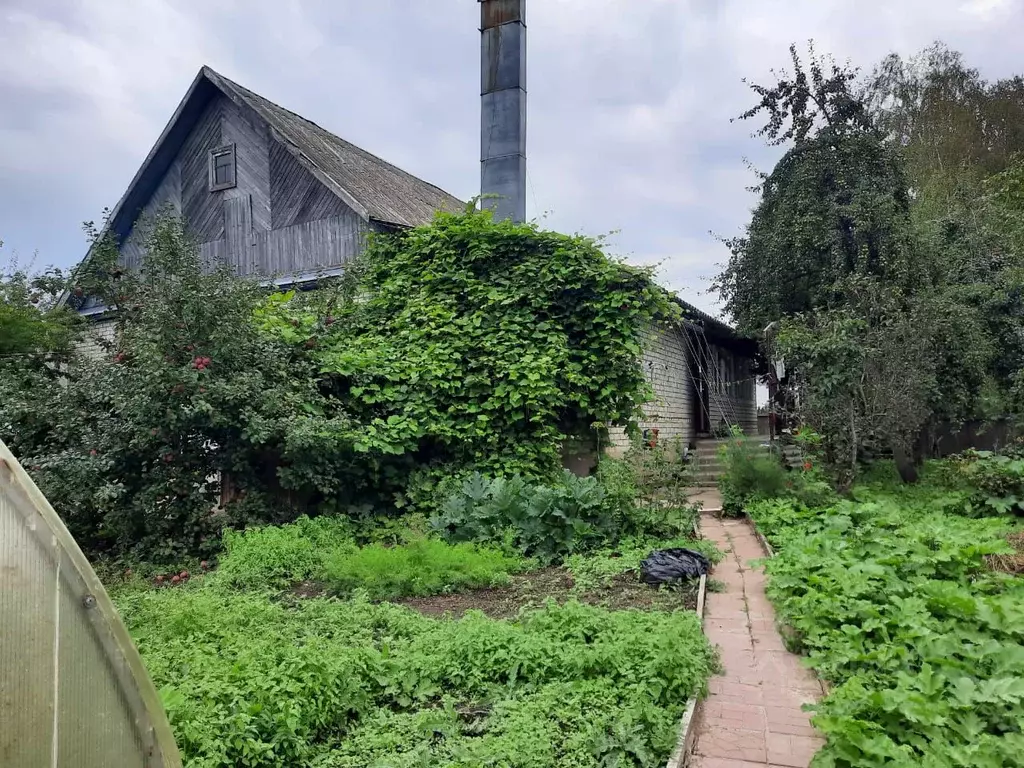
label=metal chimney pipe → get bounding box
[479,0,526,223]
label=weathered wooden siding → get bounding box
[252,213,368,277]
[269,142,352,230]
[198,239,228,270]
[120,159,182,269]
[221,96,271,233]
[181,98,225,244]
[115,92,364,280]
[224,196,254,273]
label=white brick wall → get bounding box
[606,324,758,455]
[76,318,118,361]
[607,324,695,455]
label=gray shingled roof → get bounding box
[206,67,464,228]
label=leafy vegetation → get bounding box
[565,535,720,592]
[1,210,672,561]
[260,208,674,512]
[431,471,613,563]
[93,432,715,768]
[0,251,80,357]
[212,516,356,590]
[2,218,333,561]
[748,474,1024,767]
[718,42,1024,484]
[323,538,527,600]
[432,456,702,564]
[946,448,1024,517]
[716,432,788,515]
[115,551,715,768]
[716,428,835,515]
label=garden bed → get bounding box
[396,566,700,619]
[112,516,719,768]
[745,476,1024,767]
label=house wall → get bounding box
[605,324,758,457]
[77,318,118,361]
[117,93,367,281]
[606,324,696,456]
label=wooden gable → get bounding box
[119,90,370,282]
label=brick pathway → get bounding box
[690,509,825,768]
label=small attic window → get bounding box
[209,144,236,191]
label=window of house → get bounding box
[209,145,236,191]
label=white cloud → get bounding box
[1,0,1022,322]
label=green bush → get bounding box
[6,210,675,561]
[323,538,526,599]
[431,471,614,563]
[747,487,1024,767]
[717,433,789,515]
[115,586,716,768]
[948,449,1024,516]
[596,451,698,540]
[213,515,354,590]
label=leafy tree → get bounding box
[716,44,921,335]
[738,42,874,146]
[4,211,670,559]
[722,41,1023,485]
[0,245,80,357]
[3,218,338,560]
[772,280,936,486]
[864,43,1024,414]
[0,245,84,458]
[717,132,918,333]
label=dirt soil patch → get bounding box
[986,529,1024,575]
[396,567,698,620]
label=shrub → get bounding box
[431,471,614,563]
[322,538,526,599]
[213,515,354,590]
[597,444,698,539]
[948,449,1024,516]
[598,437,693,507]
[6,218,338,562]
[6,210,674,560]
[262,208,676,511]
[717,431,789,515]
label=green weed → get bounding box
[212,515,354,590]
[323,538,527,600]
[748,487,1024,767]
[566,536,721,591]
[115,587,716,768]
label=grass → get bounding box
[323,537,529,599]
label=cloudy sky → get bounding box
[1,0,1021,317]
